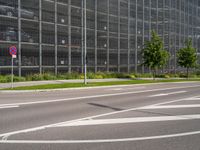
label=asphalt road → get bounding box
[0,82,200,150]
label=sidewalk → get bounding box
[0,78,131,89]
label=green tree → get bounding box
[142,31,170,79]
[177,39,198,78]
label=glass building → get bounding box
[0,0,199,76]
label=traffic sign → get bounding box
[9,46,17,56]
[9,46,17,89]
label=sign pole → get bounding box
[11,56,14,89]
[84,0,87,85]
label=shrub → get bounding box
[96,72,107,78]
[155,74,165,78]
[105,73,116,78]
[135,73,153,78]
[168,74,179,78]
[27,74,44,81]
[188,74,198,78]
[196,71,200,76]
[0,75,8,83]
[130,74,136,79]
[179,73,187,78]
[13,76,26,82]
[87,72,96,79]
[59,72,80,79]
[56,74,67,80]
[0,75,26,82]
[164,75,170,79]
[79,74,85,79]
[63,73,73,79]
[95,74,104,79]
[43,73,57,80]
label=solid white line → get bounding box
[1,130,200,143]
[144,104,200,110]
[0,85,199,108]
[55,114,200,127]
[149,91,186,97]
[0,96,192,139]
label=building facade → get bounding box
[0,0,199,76]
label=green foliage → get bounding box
[87,72,96,79]
[177,39,197,69]
[177,39,198,78]
[1,71,200,84]
[0,75,7,83]
[142,31,170,78]
[154,74,170,79]
[96,72,108,78]
[129,74,136,79]
[135,73,153,78]
[57,72,80,80]
[43,73,57,80]
[26,74,44,81]
[0,75,26,83]
[13,76,26,82]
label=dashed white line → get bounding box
[107,86,146,91]
[0,105,19,109]
[184,97,200,101]
[143,104,200,110]
[149,91,187,97]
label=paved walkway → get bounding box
[0,79,131,89]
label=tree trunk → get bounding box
[153,69,156,80]
[187,67,189,79]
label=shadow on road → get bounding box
[88,103,124,111]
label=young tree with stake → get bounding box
[177,39,197,78]
[142,31,170,79]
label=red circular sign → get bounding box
[9,46,17,56]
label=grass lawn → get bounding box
[2,79,200,90]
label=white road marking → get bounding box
[109,88,123,91]
[1,130,200,143]
[0,85,199,108]
[145,96,200,107]
[0,96,196,140]
[54,114,200,127]
[0,105,19,109]
[184,97,200,101]
[107,86,146,91]
[144,104,200,110]
[149,91,186,97]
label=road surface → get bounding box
[0,81,200,150]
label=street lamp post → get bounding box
[84,0,87,85]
